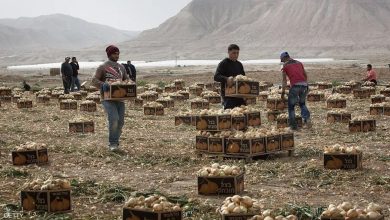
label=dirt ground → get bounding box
[0,64,390,219]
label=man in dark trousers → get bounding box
[123,60,136,82]
[70,57,81,91]
[61,57,73,94]
[280,52,311,130]
[214,44,246,109]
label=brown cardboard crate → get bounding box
[69,121,95,133]
[353,89,371,99]
[281,133,294,150]
[307,93,325,102]
[0,88,12,96]
[133,98,144,107]
[266,135,281,153]
[80,102,97,112]
[198,172,244,195]
[80,90,88,97]
[12,148,48,166]
[140,94,158,102]
[123,208,182,220]
[196,135,209,152]
[335,86,353,94]
[349,120,376,133]
[144,107,164,116]
[170,95,186,102]
[327,100,347,108]
[86,96,101,104]
[195,115,231,131]
[17,100,33,109]
[37,96,51,103]
[206,96,222,104]
[178,91,190,100]
[221,213,256,220]
[157,100,174,108]
[267,110,282,122]
[104,84,136,100]
[21,189,71,213]
[174,81,185,89]
[380,90,390,97]
[245,112,261,127]
[164,86,177,93]
[60,101,78,110]
[258,94,268,101]
[371,97,386,104]
[277,116,303,129]
[189,87,203,96]
[384,106,390,116]
[225,138,266,155]
[175,116,192,126]
[225,81,259,98]
[231,115,247,131]
[370,106,384,116]
[324,152,363,170]
[12,96,21,103]
[208,137,225,154]
[327,113,351,123]
[191,101,209,110]
[266,99,287,110]
[71,93,82,100]
[317,84,332,90]
[0,96,12,102]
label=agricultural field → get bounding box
[0,65,390,219]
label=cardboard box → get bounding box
[221,213,257,220]
[0,88,12,96]
[225,138,266,155]
[123,208,182,220]
[206,96,222,104]
[174,81,185,90]
[371,97,386,104]
[171,95,186,102]
[189,87,203,96]
[12,96,21,103]
[349,120,376,133]
[196,115,232,131]
[37,96,50,104]
[140,94,158,102]
[157,100,174,108]
[164,86,177,93]
[258,94,268,101]
[307,93,325,102]
[370,106,384,116]
[69,121,95,133]
[380,90,390,97]
[208,137,225,153]
[277,116,303,129]
[327,113,351,123]
[336,86,353,94]
[80,103,97,112]
[245,112,261,127]
[178,91,190,100]
[324,152,363,170]
[21,189,71,213]
[72,93,82,100]
[12,148,48,166]
[144,107,164,116]
[353,89,370,99]
[327,100,347,108]
[104,84,137,100]
[86,96,101,104]
[281,133,294,150]
[17,100,33,109]
[384,106,390,116]
[0,96,12,102]
[133,98,144,107]
[231,115,247,131]
[318,84,332,90]
[225,81,259,98]
[80,91,88,97]
[175,116,192,126]
[198,172,244,195]
[195,135,209,152]
[266,99,287,110]
[267,110,281,122]
[60,101,78,110]
[245,97,257,105]
[191,101,209,110]
[266,135,281,153]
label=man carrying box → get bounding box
[214,44,246,109]
[92,45,130,151]
[280,52,311,130]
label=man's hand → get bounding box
[227,76,234,87]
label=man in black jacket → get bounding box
[123,60,136,82]
[214,44,246,109]
[70,57,80,91]
[61,57,72,94]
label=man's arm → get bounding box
[303,69,308,81]
[281,71,288,99]
[91,66,105,89]
[214,62,228,83]
[241,63,245,76]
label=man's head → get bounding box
[106,45,120,62]
[127,60,131,65]
[72,57,77,62]
[367,64,372,71]
[65,57,70,63]
[228,44,240,61]
[280,52,290,63]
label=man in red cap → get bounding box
[92,45,130,151]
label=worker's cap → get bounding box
[65,56,71,60]
[280,52,289,61]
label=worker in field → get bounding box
[280,52,311,130]
[123,60,137,82]
[70,57,81,91]
[363,64,378,85]
[92,45,129,151]
[61,57,73,94]
[214,44,246,109]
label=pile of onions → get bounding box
[124,195,181,212]
[321,202,383,220]
[197,163,241,177]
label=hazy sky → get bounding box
[0,0,193,31]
